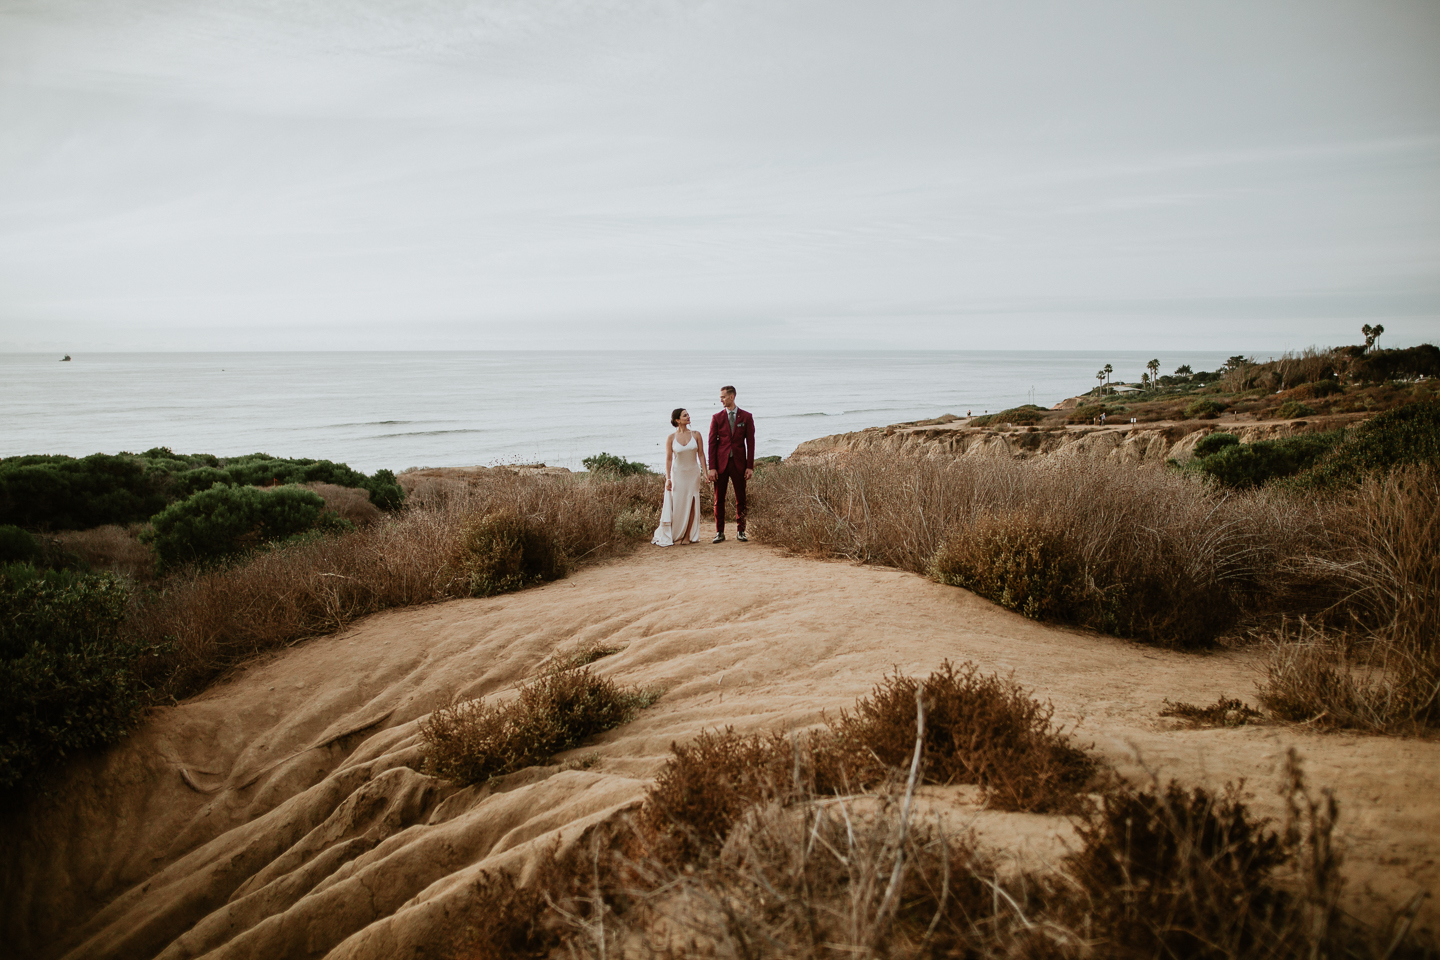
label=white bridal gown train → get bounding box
[652,434,704,546]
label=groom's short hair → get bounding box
[721,385,736,396]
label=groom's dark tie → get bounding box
[728,408,736,430]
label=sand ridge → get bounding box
[3,532,1437,959]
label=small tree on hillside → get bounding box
[1175,364,1193,378]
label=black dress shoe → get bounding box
[712,533,725,543]
[737,531,749,542]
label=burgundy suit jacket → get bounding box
[708,407,755,473]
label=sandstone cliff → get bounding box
[789,412,1370,464]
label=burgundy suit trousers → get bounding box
[714,459,747,533]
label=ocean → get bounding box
[2,351,1237,474]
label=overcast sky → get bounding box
[2,0,1437,352]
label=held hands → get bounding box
[708,469,717,483]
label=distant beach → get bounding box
[2,350,1237,473]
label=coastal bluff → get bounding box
[789,411,1372,464]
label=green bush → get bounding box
[1184,398,1228,419]
[1352,343,1440,383]
[1274,400,1315,420]
[1303,398,1440,489]
[581,452,653,476]
[970,404,1048,427]
[0,454,167,530]
[0,450,403,531]
[1199,432,1344,489]
[143,484,327,571]
[218,455,404,511]
[454,511,568,596]
[0,565,154,791]
[0,526,40,564]
[1192,432,1240,458]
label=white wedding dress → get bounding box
[652,433,705,546]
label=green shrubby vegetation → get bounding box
[969,404,1048,427]
[581,451,654,476]
[142,484,331,571]
[1192,431,1346,490]
[1191,431,1239,458]
[0,564,157,790]
[0,449,403,532]
[1183,397,1227,419]
[1301,397,1440,489]
[0,525,41,564]
[1179,398,1440,492]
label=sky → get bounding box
[2,0,1438,353]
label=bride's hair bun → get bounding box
[671,408,686,426]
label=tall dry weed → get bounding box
[753,454,1325,647]
[1261,465,1440,729]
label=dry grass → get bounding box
[301,482,383,526]
[752,454,1326,647]
[1260,465,1440,730]
[128,471,664,699]
[421,665,659,785]
[52,524,153,580]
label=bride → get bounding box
[652,408,708,546]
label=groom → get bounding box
[707,384,755,543]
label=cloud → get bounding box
[1,0,1438,350]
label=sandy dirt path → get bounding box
[4,532,1436,959]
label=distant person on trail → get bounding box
[708,385,755,543]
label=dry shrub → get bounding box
[828,662,1095,813]
[641,663,1093,864]
[626,797,1021,960]
[1160,695,1263,728]
[545,638,623,672]
[1056,758,1334,959]
[1263,465,1440,729]
[443,687,1432,960]
[1260,624,1412,732]
[421,666,658,786]
[614,504,660,540]
[930,510,1085,621]
[301,482,382,526]
[452,511,567,596]
[754,454,1322,647]
[52,524,152,580]
[408,469,663,565]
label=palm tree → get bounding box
[1174,364,1193,378]
[1096,369,1106,394]
[1146,358,1160,389]
[1103,363,1113,393]
[1362,323,1385,353]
